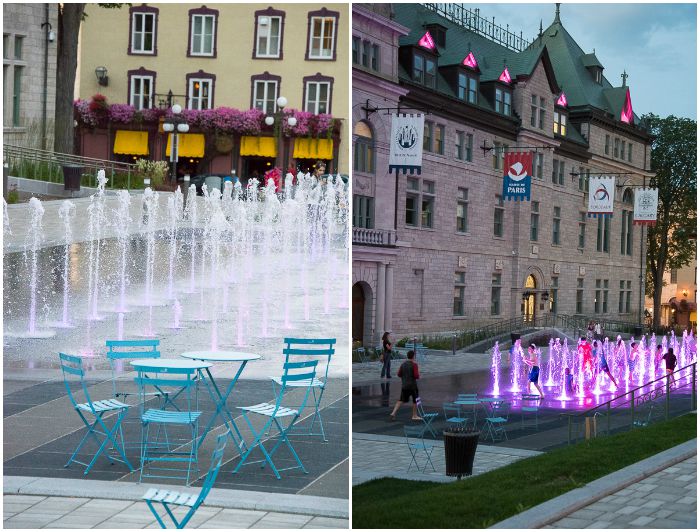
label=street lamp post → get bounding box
[264,96,297,170]
[162,104,190,185]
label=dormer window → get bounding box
[594,68,602,84]
[413,52,436,88]
[553,110,567,136]
[458,72,477,104]
[495,86,511,115]
[425,23,446,48]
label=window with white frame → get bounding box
[189,11,216,56]
[188,77,213,110]
[253,79,278,115]
[256,15,282,58]
[131,10,156,54]
[553,110,567,136]
[130,75,153,110]
[308,15,336,59]
[304,79,331,114]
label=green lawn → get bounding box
[353,413,697,529]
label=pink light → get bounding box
[463,52,478,69]
[557,92,568,107]
[620,88,633,124]
[418,31,436,51]
[499,67,511,84]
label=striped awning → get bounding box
[166,133,205,158]
[113,130,149,156]
[239,136,277,158]
[293,138,333,160]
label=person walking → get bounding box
[594,321,603,341]
[380,331,393,379]
[522,343,545,398]
[662,347,678,386]
[390,350,422,421]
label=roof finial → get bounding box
[539,19,543,38]
[554,3,561,23]
[621,70,628,87]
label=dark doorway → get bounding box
[352,283,365,344]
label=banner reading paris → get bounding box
[502,152,532,201]
[389,113,424,174]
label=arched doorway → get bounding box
[522,274,537,323]
[352,283,366,344]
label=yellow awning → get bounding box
[166,133,205,158]
[293,138,333,160]
[113,130,149,156]
[239,136,277,158]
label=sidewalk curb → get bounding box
[3,476,348,519]
[490,438,697,529]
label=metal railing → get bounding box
[422,3,532,52]
[3,143,137,189]
[556,314,641,337]
[562,362,697,445]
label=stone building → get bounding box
[75,3,349,177]
[352,3,653,346]
[3,3,58,150]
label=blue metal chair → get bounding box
[443,402,469,429]
[355,347,368,363]
[59,353,133,475]
[235,360,319,480]
[136,364,202,485]
[271,338,335,441]
[106,339,162,403]
[143,431,229,529]
[404,425,436,473]
[521,394,540,429]
[415,396,439,438]
[484,401,511,442]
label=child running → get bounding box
[522,343,545,398]
[595,340,618,389]
[390,350,421,421]
[662,347,677,386]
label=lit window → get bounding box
[187,74,214,110]
[308,13,337,60]
[553,111,567,136]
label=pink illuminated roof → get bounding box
[462,52,478,69]
[556,92,568,107]
[499,67,511,84]
[418,31,436,51]
[620,88,634,124]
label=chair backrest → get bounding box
[492,401,512,419]
[415,396,430,417]
[106,339,161,397]
[457,393,477,401]
[282,338,335,384]
[274,360,319,415]
[443,403,460,418]
[58,353,95,414]
[134,364,199,414]
[521,394,540,407]
[194,430,229,507]
[404,425,424,440]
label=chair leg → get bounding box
[407,447,420,472]
[423,446,436,472]
[65,413,103,469]
[270,417,307,474]
[145,500,168,529]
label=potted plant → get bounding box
[135,159,169,190]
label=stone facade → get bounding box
[352,4,653,345]
[3,3,58,150]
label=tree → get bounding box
[54,4,124,155]
[644,113,697,330]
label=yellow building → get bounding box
[76,2,349,178]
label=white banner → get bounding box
[389,113,424,174]
[633,188,659,225]
[587,176,615,216]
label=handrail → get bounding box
[562,361,697,444]
[3,143,136,172]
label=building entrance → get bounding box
[522,274,537,323]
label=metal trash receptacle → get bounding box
[444,429,480,479]
[633,325,643,337]
[63,164,82,191]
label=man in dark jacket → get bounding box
[390,351,422,421]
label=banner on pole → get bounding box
[389,113,424,175]
[633,188,658,225]
[502,152,532,201]
[587,176,615,217]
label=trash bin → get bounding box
[443,429,480,479]
[633,325,643,338]
[63,164,82,191]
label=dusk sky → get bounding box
[468,2,697,119]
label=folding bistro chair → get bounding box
[106,339,163,403]
[235,360,319,480]
[271,338,335,441]
[404,425,436,473]
[136,364,202,485]
[355,347,368,363]
[59,353,133,475]
[484,401,512,442]
[415,396,439,438]
[443,402,469,430]
[521,394,540,429]
[143,431,229,529]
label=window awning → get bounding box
[113,130,149,156]
[239,136,277,158]
[293,138,333,160]
[166,133,205,158]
